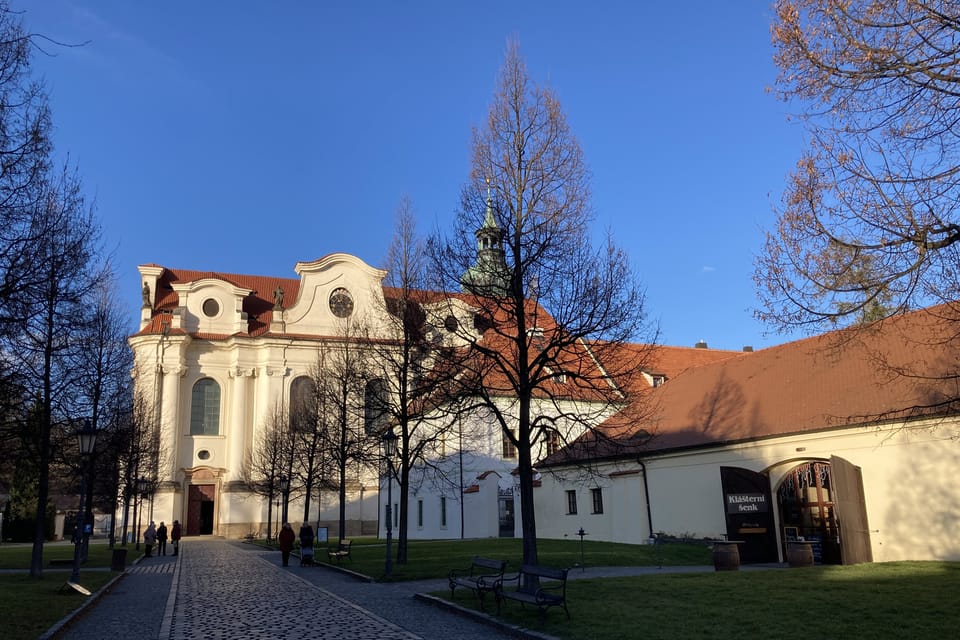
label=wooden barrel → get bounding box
[786,542,814,567]
[713,542,740,571]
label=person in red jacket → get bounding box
[278,523,295,567]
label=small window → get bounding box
[591,488,604,514]
[417,499,424,528]
[652,375,666,388]
[444,315,458,332]
[502,429,516,459]
[197,449,211,461]
[566,490,578,515]
[545,430,561,457]
[202,298,220,318]
[440,496,447,528]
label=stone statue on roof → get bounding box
[273,286,284,310]
[142,282,151,308]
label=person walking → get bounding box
[171,520,182,555]
[278,523,295,567]
[157,521,168,555]
[298,523,315,566]
[143,521,157,558]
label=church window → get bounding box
[364,379,390,434]
[190,378,221,435]
[290,376,317,432]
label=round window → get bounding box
[202,298,220,318]
[329,288,354,318]
[444,315,459,332]
[197,449,211,461]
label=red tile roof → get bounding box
[543,305,960,465]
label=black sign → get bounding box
[726,493,768,514]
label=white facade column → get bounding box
[226,367,256,480]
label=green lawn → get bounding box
[8,538,955,640]
[0,541,138,570]
[435,561,960,640]
[254,536,712,581]
[0,541,132,640]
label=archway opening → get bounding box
[776,461,841,564]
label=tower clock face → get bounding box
[329,288,354,318]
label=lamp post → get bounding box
[382,428,397,578]
[135,476,147,550]
[70,419,97,584]
[279,475,290,526]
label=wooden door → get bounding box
[831,455,873,564]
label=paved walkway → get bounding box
[52,539,729,639]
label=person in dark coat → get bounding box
[171,520,182,555]
[278,523,295,567]
[157,521,168,555]
[298,523,315,566]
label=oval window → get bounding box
[197,449,211,461]
[202,298,220,318]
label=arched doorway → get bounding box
[775,457,872,565]
[776,460,840,564]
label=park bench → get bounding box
[494,564,570,620]
[448,556,508,611]
[327,539,352,563]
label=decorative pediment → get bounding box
[283,253,388,335]
[171,277,253,335]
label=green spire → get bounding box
[461,178,510,296]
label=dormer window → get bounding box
[652,375,666,388]
[202,298,220,318]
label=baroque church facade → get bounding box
[128,202,619,540]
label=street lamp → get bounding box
[135,476,148,551]
[70,419,97,584]
[279,475,290,526]
[382,428,397,578]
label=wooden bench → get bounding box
[494,564,570,620]
[448,556,508,611]
[327,539,352,563]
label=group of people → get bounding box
[277,522,315,566]
[143,519,182,557]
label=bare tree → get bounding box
[371,196,468,563]
[0,1,53,335]
[70,273,134,546]
[316,323,378,542]
[6,164,101,578]
[757,0,960,331]
[430,40,652,566]
[242,404,292,540]
[291,362,327,525]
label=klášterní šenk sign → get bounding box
[726,493,768,514]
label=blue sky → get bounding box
[19,1,806,350]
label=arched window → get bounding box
[190,378,221,436]
[290,376,317,432]
[364,379,389,434]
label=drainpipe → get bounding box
[638,458,654,538]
